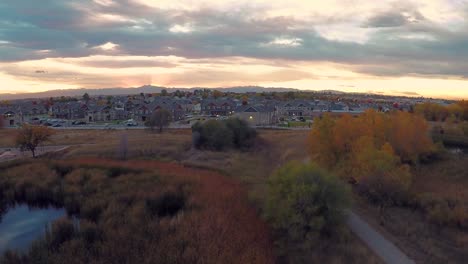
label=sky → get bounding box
[0,0,467,99]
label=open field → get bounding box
[3,126,467,263]
[0,128,381,263]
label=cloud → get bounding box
[363,10,424,28]
[0,0,467,86]
[393,90,421,96]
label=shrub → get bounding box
[266,162,351,251]
[46,218,77,251]
[79,221,103,245]
[225,117,257,149]
[192,118,257,151]
[145,192,186,217]
[192,119,233,151]
[0,159,275,264]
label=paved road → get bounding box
[347,211,415,264]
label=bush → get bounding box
[146,192,186,217]
[46,218,77,251]
[266,162,351,251]
[192,118,257,151]
[225,118,257,149]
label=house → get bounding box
[0,108,20,127]
[86,105,115,122]
[201,99,236,116]
[277,101,314,117]
[175,99,194,114]
[234,105,277,126]
[192,103,202,114]
[149,100,185,121]
[51,102,87,120]
[19,103,48,123]
[131,104,151,123]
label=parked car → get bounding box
[124,119,138,126]
[72,121,86,125]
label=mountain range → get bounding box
[0,85,346,100]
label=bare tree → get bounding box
[15,125,55,158]
[145,109,172,133]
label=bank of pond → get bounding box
[0,204,66,254]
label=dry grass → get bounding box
[1,128,381,263]
[354,154,468,264]
[1,158,276,263]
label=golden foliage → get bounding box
[308,110,433,204]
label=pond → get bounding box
[0,204,65,254]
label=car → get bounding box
[73,121,87,125]
[52,123,62,127]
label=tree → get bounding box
[308,114,338,169]
[266,162,350,252]
[15,125,55,158]
[161,89,168,96]
[213,90,223,99]
[224,118,257,149]
[145,109,172,133]
[350,139,412,222]
[192,119,233,150]
[388,111,433,163]
[191,118,257,151]
[106,95,113,105]
[83,93,90,103]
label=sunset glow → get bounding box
[0,0,467,98]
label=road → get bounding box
[347,211,416,264]
[48,124,311,130]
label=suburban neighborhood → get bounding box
[0,88,442,129]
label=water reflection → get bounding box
[0,204,65,254]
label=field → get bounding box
[0,158,275,263]
[0,128,381,263]
[4,125,467,263]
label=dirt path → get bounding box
[347,211,416,264]
[0,146,70,162]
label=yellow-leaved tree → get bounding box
[308,110,432,212]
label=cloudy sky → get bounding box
[0,0,467,98]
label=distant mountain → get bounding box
[0,85,299,100]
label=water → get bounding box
[0,205,65,254]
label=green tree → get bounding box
[15,124,55,158]
[192,120,233,150]
[224,118,257,149]
[145,109,172,133]
[266,162,351,251]
[161,89,168,96]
